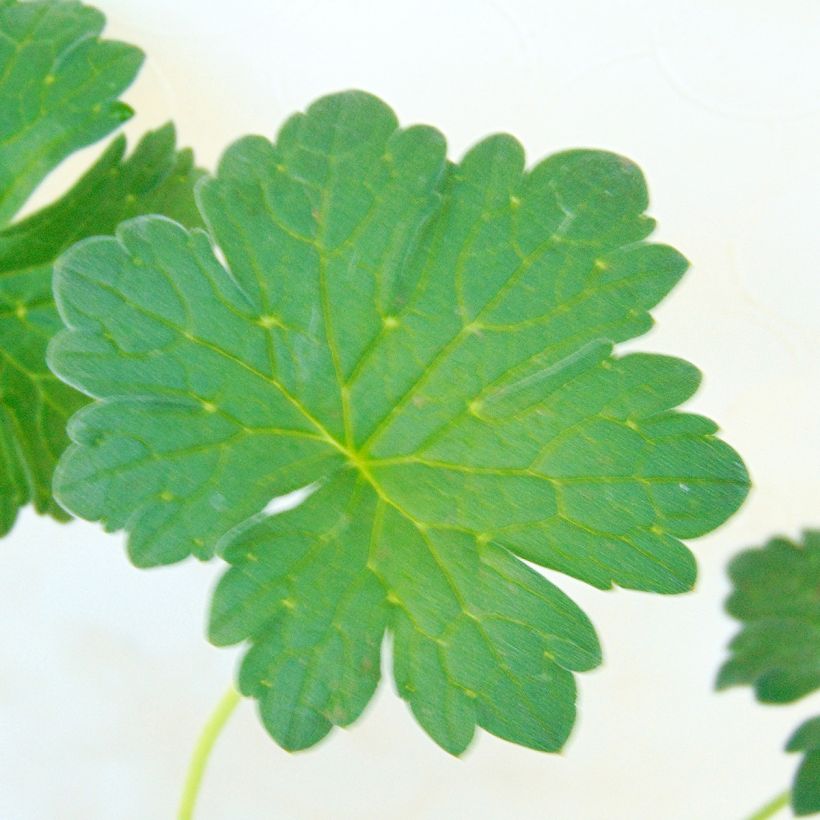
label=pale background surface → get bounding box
[3,1,820,818]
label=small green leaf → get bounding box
[50,91,749,753]
[788,717,820,816]
[720,531,820,816]
[0,1,204,535]
[718,531,820,702]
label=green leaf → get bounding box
[720,531,820,816]
[49,91,749,753]
[718,531,820,702]
[0,0,142,226]
[788,717,820,816]
[0,0,204,535]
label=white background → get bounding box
[3,1,820,818]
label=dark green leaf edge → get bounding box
[0,125,204,536]
[788,717,820,816]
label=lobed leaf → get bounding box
[718,530,820,702]
[50,91,749,753]
[720,530,820,815]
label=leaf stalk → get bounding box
[178,685,242,820]
[745,789,790,820]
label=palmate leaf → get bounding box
[0,0,203,534]
[719,531,820,815]
[49,91,749,753]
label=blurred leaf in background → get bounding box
[720,530,820,816]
